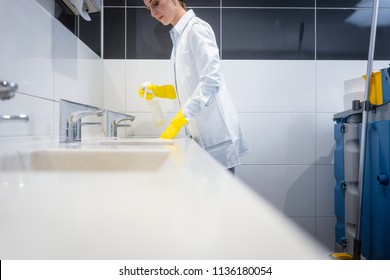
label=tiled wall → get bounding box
[0,0,103,138]
[103,0,390,60]
[102,0,390,251]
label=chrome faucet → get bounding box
[106,110,135,137]
[0,80,30,122]
[60,99,105,143]
[0,80,18,100]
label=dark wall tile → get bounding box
[317,0,390,8]
[79,12,101,56]
[222,0,314,7]
[104,3,390,60]
[126,0,145,6]
[104,8,126,59]
[187,0,220,7]
[105,0,126,6]
[317,9,368,60]
[222,8,314,59]
[376,9,390,59]
[127,8,172,59]
[126,8,220,59]
[317,9,390,60]
[127,0,220,7]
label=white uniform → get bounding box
[169,10,250,169]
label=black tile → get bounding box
[127,8,172,59]
[126,0,145,6]
[222,0,314,7]
[125,0,221,8]
[104,8,126,59]
[127,0,220,7]
[126,8,220,59]
[79,12,102,56]
[317,9,390,60]
[222,8,315,59]
[105,0,126,6]
[376,9,390,60]
[317,0,390,8]
[187,0,220,7]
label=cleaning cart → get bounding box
[333,108,362,255]
[333,66,390,259]
[361,98,390,259]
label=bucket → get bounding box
[344,77,365,110]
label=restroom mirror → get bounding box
[35,0,101,57]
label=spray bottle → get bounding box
[141,82,165,128]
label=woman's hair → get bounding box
[178,0,186,9]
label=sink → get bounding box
[26,149,170,172]
[97,139,175,146]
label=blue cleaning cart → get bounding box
[333,109,362,255]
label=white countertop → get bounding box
[0,135,328,259]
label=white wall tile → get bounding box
[125,60,178,113]
[221,60,316,112]
[291,217,316,239]
[316,217,336,251]
[316,61,364,113]
[373,61,390,71]
[35,0,55,15]
[239,113,316,165]
[103,60,126,111]
[237,165,316,217]
[0,94,54,136]
[316,165,336,217]
[316,113,335,164]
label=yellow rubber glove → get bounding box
[160,109,188,139]
[138,82,176,100]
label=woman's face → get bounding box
[144,0,180,26]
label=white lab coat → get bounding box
[170,10,250,168]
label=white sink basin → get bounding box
[97,139,175,146]
[25,149,170,172]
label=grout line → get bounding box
[314,0,318,238]
[124,2,127,111]
[220,0,223,59]
[101,1,105,106]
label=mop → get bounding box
[352,0,379,260]
[330,0,380,260]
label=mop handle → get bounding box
[353,0,380,260]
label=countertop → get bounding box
[0,135,329,259]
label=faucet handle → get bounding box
[60,99,105,143]
[0,114,29,122]
[68,109,105,125]
[106,110,136,137]
[0,80,18,100]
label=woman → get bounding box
[143,0,250,173]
